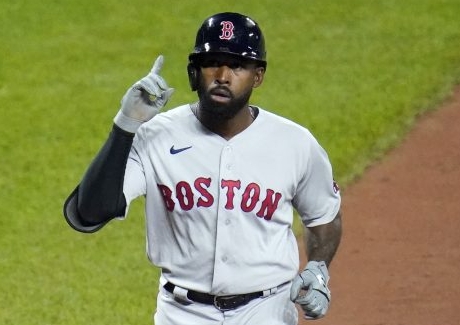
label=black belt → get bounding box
[163,282,264,311]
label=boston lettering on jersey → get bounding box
[157,176,282,220]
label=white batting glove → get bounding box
[114,55,174,133]
[290,261,331,320]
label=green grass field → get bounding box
[1,0,460,324]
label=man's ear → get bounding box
[253,67,265,88]
[187,63,199,91]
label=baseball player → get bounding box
[64,12,342,325]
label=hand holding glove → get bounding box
[114,55,174,133]
[290,261,331,320]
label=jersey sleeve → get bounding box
[122,134,148,216]
[292,137,341,227]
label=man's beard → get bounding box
[197,84,253,121]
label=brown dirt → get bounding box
[298,86,460,325]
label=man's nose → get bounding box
[214,65,232,84]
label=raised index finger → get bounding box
[150,55,164,75]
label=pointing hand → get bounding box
[114,55,174,133]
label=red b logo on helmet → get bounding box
[219,21,234,40]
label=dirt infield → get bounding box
[298,87,460,325]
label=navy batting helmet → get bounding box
[187,12,267,90]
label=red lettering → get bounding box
[221,179,241,209]
[176,181,194,211]
[195,177,213,207]
[241,183,260,212]
[157,184,175,211]
[159,177,282,220]
[256,189,282,220]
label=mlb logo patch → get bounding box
[333,181,340,194]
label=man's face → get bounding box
[196,53,265,121]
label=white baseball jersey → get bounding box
[122,104,341,295]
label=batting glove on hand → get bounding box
[114,55,174,133]
[290,261,331,320]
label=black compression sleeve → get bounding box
[77,124,135,225]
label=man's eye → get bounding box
[201,60,218,68]
[228,62,243,69]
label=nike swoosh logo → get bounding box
[170,145,192,154]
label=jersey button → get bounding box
[225,219,231,225]
[222,256,228,262]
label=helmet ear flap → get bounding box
[187,63,198,91]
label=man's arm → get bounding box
[304,210,342,266]
[63,125,134,233]
[290,210,342,319]
[63,55,174,233]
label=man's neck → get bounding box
[194,104,255,140]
